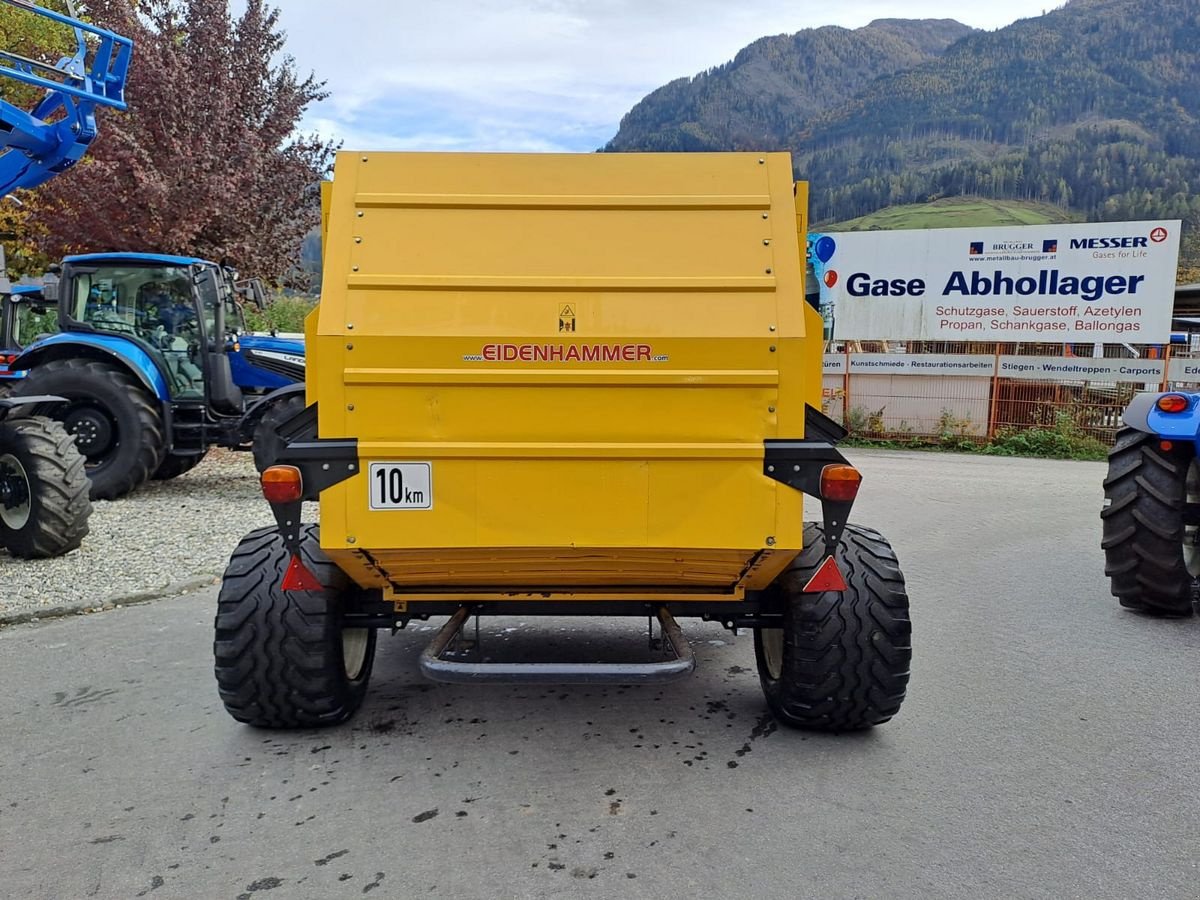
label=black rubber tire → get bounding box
[152,451,206,481]
[252,394,307,473]
[0,380,12,400]
[754,522,912,731]
[0,415,91,558]
[214,524,376,728]
[14,358,165,500]
[1101,427,1197,616]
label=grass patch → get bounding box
[825,197,1076,232]
[844,411,1108,461]
[982,414,1108,460]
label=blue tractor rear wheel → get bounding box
[1102,428,1198,616]
[0,415,91,558]
[15,358,165,500]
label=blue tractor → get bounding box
[1102,387,1200,618]
[0,0,133,553]
[8,252,306,498]
[0,284,51,397]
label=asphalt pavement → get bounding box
[1,449,1198,900]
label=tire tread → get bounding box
[0,415,91,558]
[1101,428,1195,615]
[756,523,912,732]
[213,525,375,728]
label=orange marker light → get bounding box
[820,464,862,502]
[1157,394,1189,414]
[1161,440,1175,452]
[261,465,303,503]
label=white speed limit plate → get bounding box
[368,463,432,510]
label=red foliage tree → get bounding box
[30,0,334,283]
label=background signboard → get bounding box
[823,353,1170,383]
[808,221,1181,342]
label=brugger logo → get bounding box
[463,344,669,363]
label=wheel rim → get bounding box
[760,628,784,680]
[63,405,117,464]
[1184,458,1200,578]
[0,452,31,531]
[342,628,370,680]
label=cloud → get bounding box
[264,0,1055,152]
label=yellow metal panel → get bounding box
[322,546,797,602]
[314,151,818,597]
[319,181,332,260]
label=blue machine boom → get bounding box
[0,0,132,196]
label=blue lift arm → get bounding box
[0,0,132,197]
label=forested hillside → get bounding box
[604,19,973,153]
[607,0,1200,276]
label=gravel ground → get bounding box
[1,449,284,618]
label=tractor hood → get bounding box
[231,333,306,390]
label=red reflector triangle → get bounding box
[281,555,323,592]
[802,556,848,593]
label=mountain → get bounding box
[605,0,1200,275]
[605,19,974,154]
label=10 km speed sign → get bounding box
[369,463,432,510]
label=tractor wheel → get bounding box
[15,358,165,500]
[152,451,206,481]
[214,524,376,728]
[754,522,912,732]
[1101,428,1197,616]
[252,394,306,473]
[0,415,91,559]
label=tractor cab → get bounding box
[2,284,55,347]
[53,253,243,415]
[0,286,56,389]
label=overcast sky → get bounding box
[263,1,1058,153]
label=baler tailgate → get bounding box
[313,151,813,600]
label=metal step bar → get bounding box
[418,606,696,685]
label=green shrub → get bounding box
[242,295,317,334]
[845,405,888,437]
[846,410,1107,460]
[983,412,1107,460]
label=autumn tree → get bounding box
[0,1,77,276]
[28,0,334,282]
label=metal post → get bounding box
[987,342,1001,440]
[0,242,10,295]
[842,341,851,429]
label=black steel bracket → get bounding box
[763,406,856,555]
[266,402,359,555]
